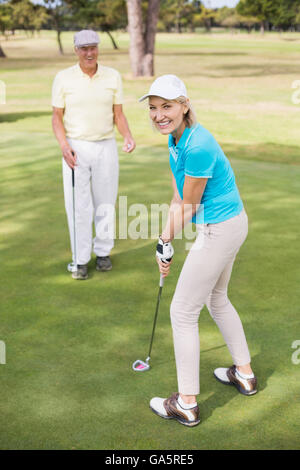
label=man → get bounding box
[52,30,135,280]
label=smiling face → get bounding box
[75,45,99,73]
[149,96,188,140]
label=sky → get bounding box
[201,0,239,7]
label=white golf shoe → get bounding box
[150,393,200,427]
[214,365,258,396]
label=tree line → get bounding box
[1,0,300,74]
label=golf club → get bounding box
[67,164,78,273]
[132,273,165,372]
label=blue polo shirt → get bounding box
[168,123,243,224]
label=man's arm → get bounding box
[113,104,136,153]
[52,107,76,168]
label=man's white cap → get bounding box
[74,30,100,48]
[139,74,187,102]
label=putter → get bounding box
[132,273,165,372]
[67,165,78,273]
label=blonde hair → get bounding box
[174,96,197,128]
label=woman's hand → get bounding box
[156,257,172,278]
[155,237,174,278]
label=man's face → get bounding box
[76,45,99,70]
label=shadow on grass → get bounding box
[209,62,300,78]
[282,37,300,42]
[0,51,128,70]
[222,142,300,166]
[0,111,51,123]
[199,352,272,424]
[157,51,249,57]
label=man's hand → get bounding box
[113,104,135,154]
[62,145,77,169]
[122,136,136,153]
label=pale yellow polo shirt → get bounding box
[52,63,123,141]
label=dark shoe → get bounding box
[214,365,257,396]
[96,256,112,272]
[150,393,200,427]
[72,264,88,280]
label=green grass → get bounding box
[0,30,299,450]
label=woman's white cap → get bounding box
[139,74,187,102]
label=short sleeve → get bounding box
[113,71,123,105]
[184,146,216,178]
[52,73,65,108]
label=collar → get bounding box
[169,124,198,151]
[76,62,101,78]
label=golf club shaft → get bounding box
[72,167,77,267]
[147,274,164,359]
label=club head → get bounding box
[67,262,78,273]
[132,359,150,372]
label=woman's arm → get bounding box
[157,175,207,278]
[161,175,208,242]
[162,175,183,240]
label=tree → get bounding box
[194,3,215,32]
[239,15,260,33]
[295,5,300,29]
[214,6,235,24]
[41,0,68,54]
[214,7,258,33]
[172,0,194,33]
[65,0,127,50]
[158,0,202,33]
[0,0,48,57]
[0,1,12,39]
[0,0,11,57]
[237,0,277,34]
[126,0,160,77]
[93,0,126,49]
[219,12,240,31]
[158,0,176,32]
[270,0,300,31]
[10,0,49,36]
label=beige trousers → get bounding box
[170,208,251,395]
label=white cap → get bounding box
[139,74,187,102]
[74,30,100,48]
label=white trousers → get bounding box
[62,138,119,265]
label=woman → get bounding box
[139,75,257,427]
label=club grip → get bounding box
[71,168,75,187]
[159,273,164,287]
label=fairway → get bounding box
[0,30,299,450]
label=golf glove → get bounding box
[156,237,174,263]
